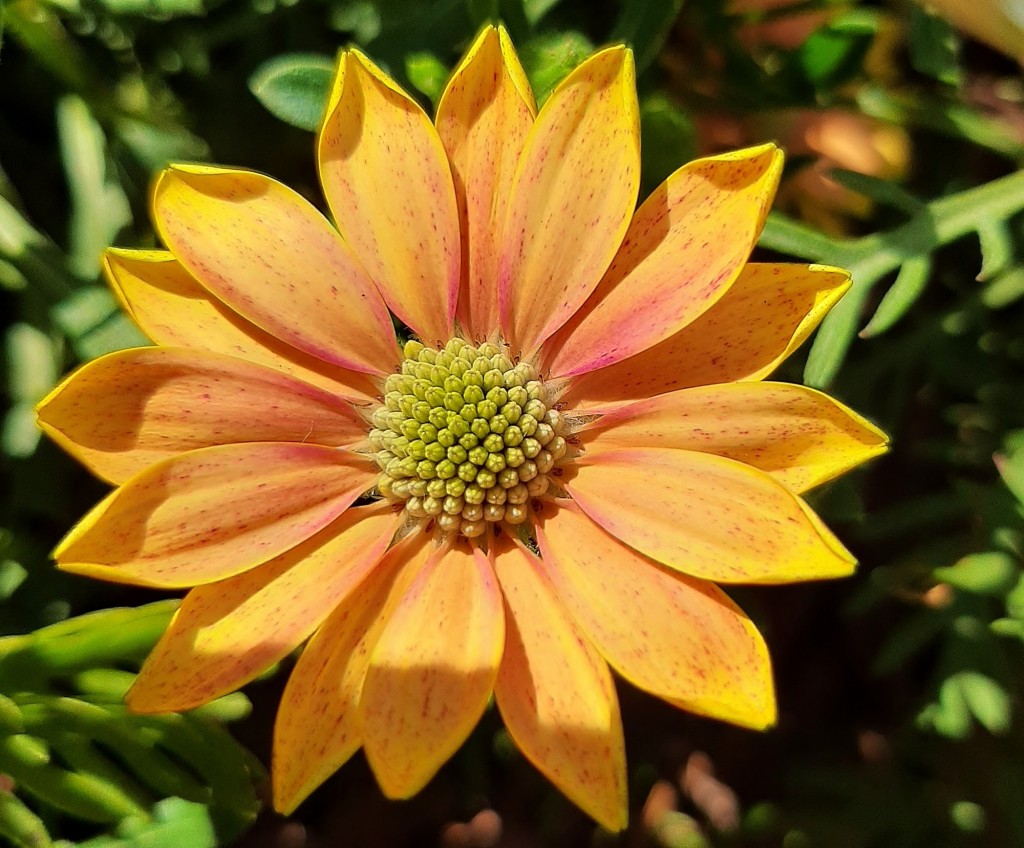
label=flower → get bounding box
[36,26,887,830]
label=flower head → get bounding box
[37,26,886,830]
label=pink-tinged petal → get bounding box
[436,25,535,340]
[499,47,640,356]
[103,250,383,402]
[492,537,627,832]
[580,382,887,494]
[151,165,398,375]
[36,346,368,485]
[535,500,776,729]
[318,51,460,344]
[565,447,855,584]
[562,264,851,408]
[273,532,430,814]
[361,542,504,797]
[543,145,783,377]
[126,503,400,713]
[54,443,377,588]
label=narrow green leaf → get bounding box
[982,266,1024,309]
[611,0,684,73]
[249,53,335,132]
[859,254,932,338]
[908,6,962,86]
[0,791,51,848]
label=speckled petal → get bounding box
[319,51,460,344]
[436,25,535,340]
[151,165,398,375]
[566,447,856,584]
[273,532,431,814]
[562,264,850,409]
[126,504,399,713]
[492,537,627,833]
[543,145,783,377]
[361,542,504,798]
[536,500,776,729]
[36,346,368,485]
[54,443,377,588]
[499,46,640,355]
[103,250,382,402]
[580,382,888,494]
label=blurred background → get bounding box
[2,0,1024,845]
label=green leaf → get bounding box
[934,551,1019,596]
[859,254,932,338]
[329,1,382,42]
[977,220,1014,281]
[76,798,216,848]
[981,266,1024,309]
[908,6,962,86]
[638,92,697,194]
[522,0,563,25]
[956,671,1012,734]
[405,51,449,103]
[249,53,335,132]
[519,30,594,106]
[996,447,1024,506]
[792,10,879,89]
[0,790,51,848]
[611,0,685,73]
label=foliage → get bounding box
[1,0,1024,845]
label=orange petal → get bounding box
[436,25,535,340]
[103,250,382,402]
[151,165,398,375]
[536,500,776,729]
[54,443,377,588]
[126,503,400,713]
[543,145,783,377]
[580,382,887,494]
[566,447,855,583]
[498,46,640,355]
[36,346,368,485]
[318,51,460,344]
[492,537,627,832]
[360,541,504,797]
[562,263,850,409]
[273,531,430,814]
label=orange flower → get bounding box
[37,26,886,830]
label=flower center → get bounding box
[369,337,567,539]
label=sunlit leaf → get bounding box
[249,53,335,132]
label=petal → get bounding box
[318,51,461,344]
[273,532,430,814]
[360,542,504,798]
[543,145,784,377]
[499,46,640,355]
[151,165,398,375]
[561,263,851,409]
[565,447,855,583]
[104,250,383,402]
[535,500,776,729]
[36,346,368,485]
[492,537,627,832]
[435,25,536,340]
[580,382,887,494]
[126,503,400,713]
[54,443,377,588]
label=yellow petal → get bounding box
[103,250,382,402]
[318,51,461,344]
[562,263,850,409]
[436,25,535,341]
[37,346,368,485]
[580,382,887,494]
[126,503,399,713]
[543,145,783,377]
[535,500,776,729]
[273,532,430,814]
[151,165,398,375]
[499,46,640,355]
[566,447,855,583]
[361,542,504,797]
[492,537,627,832]
[55,444,377,588]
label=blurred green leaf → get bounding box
[790,10,878,89]
[908,6,961,86]
[934,551,1019,596]
[0,790,51,848]
[405,50,448,102]
[981,266,1024,309]
[611,0,684,73]
[977,220,1014,281]
[330,1,382,41]
[958,671,1012,734]
[520,30,594,105]
[76,798,216,848]
[638,92,697,194]
[249,53,335,132]
[997,448,1024,506]
[859,254,932,338]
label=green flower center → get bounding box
[369,337,567,538]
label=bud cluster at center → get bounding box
[369,337,567,539]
